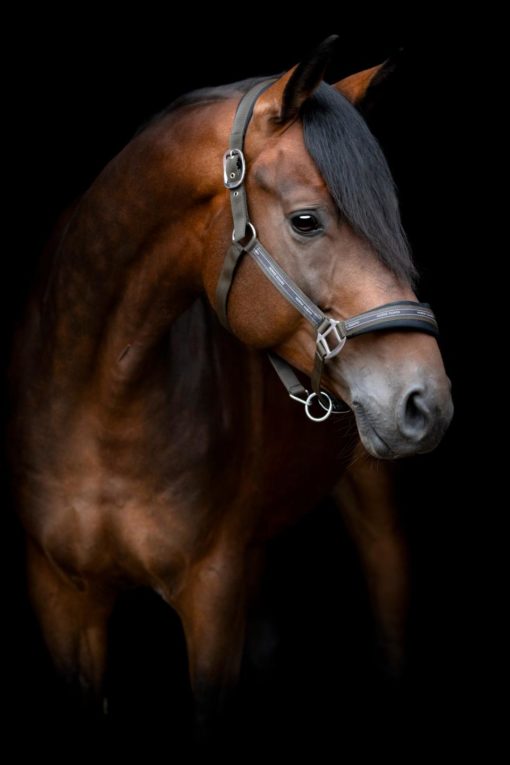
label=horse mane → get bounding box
[146,76,416,284]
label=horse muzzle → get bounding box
[351,377,454,459]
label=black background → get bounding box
[4,11,492,759]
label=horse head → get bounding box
[202,37,453,458]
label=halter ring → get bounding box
[232,221,257,249]
[305,392,333,422]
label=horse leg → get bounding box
[334,452,409,678]
[175,546,252,741]
[25,538,114,715]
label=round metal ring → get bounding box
[305,392,333,422]
[232,222,257,249]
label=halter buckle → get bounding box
[316,318,346,360]
[223,149,246,189]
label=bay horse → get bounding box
[9,36,453,734]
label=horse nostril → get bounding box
[400,387,430,440]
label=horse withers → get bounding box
[9,36,453,737]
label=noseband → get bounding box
[216,79,438,422]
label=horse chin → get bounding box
[354,410,399,460]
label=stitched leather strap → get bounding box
[344,301,437,337]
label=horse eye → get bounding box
[290,213,321,235]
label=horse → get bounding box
[9,35,453,737]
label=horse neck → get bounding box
[41,100,235,402]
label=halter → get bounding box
[216,79,438,422]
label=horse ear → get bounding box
[333,55,398,109]
[254,35,339,128]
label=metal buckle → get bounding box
[223,149,246,189]
[316,319,346,360]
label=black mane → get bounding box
[154,77,416,284]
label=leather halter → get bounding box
[216,79,438,422]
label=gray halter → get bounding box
[216,79,438,422]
